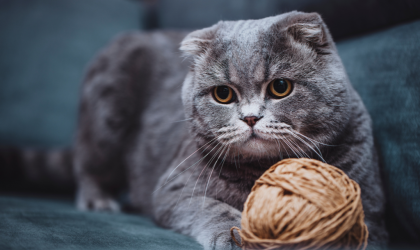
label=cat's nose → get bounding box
[241,116,262,127]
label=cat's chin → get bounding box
[236,136,281,159]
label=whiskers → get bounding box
[213,125,245,145]
[154,122,335,211]
[153,136,221,195]
[171,118,193,123]
[269,128,334,163]
[153,132,236,210]
[287,129,326,162]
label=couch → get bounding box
[0,0,419,249]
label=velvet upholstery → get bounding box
[0,196,201,250]
[338,20,420,245]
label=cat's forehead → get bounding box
[200,16,291,87]
[217,15,285,46]
[219,16,282,39]
[192,12,330,90]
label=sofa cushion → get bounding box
[0,196,202,250]
[337,19,420,245]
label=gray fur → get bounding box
[70,11,387,249]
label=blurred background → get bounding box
[0,0,419,248]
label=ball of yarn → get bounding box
[231,158,368,250]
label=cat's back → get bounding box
[87,30,189,91]
[81,30,190,123]
[79,30,190,213]
[94,31,191,213]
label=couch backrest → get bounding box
[338,20,420,246]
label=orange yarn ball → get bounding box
[231,158,368,250]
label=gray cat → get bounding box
[2,11,388,249]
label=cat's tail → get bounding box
[0,146,74,189]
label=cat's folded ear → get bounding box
[180,23,219,56]
[284,12,332,54]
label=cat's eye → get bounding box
[268,79,293,98]
[213,86,236,104]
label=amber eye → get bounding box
[268,79,293,98]
[213,86,235,104]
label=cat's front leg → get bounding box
[193,197,242,250]
[153,186,242,250]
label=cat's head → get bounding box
[180,11,351,162]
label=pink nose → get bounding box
[242,116,261,127]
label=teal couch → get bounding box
[1,0,419,249]
[0,196,201,250]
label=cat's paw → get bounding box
[76,194,120,212]
[201,229,241,250]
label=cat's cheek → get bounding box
[203,102,241,130]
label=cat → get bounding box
[1,11,388,250]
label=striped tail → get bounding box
[0,146,74,191]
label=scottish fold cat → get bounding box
[3,11,388,250]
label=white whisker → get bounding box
[277,138,290,159]
[285,135,310,158]
[216,145,231,198]
[203,144,228,207]
[174,167,195,209]
[287,129,323,154]
[153,139,220,194]
[165,136,219,184]
[259,142,272,161]
[273,137,283,160]
[281,135,300,158]
[171,118,193,123]
[190,142,225,205]
[290,130,336,146]
[233,148,239,174]
[288,130,326,162]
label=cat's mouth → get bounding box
[252,126,292,141]
[249,131,258,138]
[213,125,299,160]
[248,130,286,144]
[246,128,280,143]
[213,123,293,149]
[237,132,283,159]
